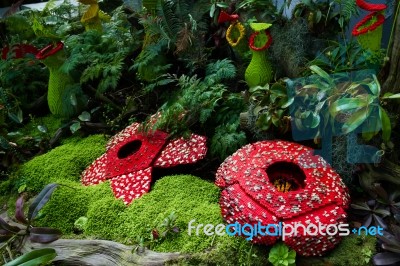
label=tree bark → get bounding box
[382,2,400,94]
[21,238,186,266]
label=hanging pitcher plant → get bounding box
[244,23,274,87]
[218,10,245,48]
[352,0,387,51]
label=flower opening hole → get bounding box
[117,140,142,159]
[266,162,306,192]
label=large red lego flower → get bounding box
[81,122,207,204]
[216,140,350,256]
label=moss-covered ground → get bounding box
[0,132,377,265]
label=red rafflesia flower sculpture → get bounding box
[216,140,350,256]
[81,122,207,204]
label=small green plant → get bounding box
[268,242,296,266]
[0,183,61,264]
[74,216,88,233]
[361,247,373,264]
[243,82,293,134]
[132,211,180,253]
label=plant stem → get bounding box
[0,234,18,251]
[386,1,400,59]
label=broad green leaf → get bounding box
[209,4,216,18]
[315,10,322,23]
[216,2,228,8]
[380,107,391,142]
[8,111,23,124]
[303,84,319,89]
[329,98,367,117]
[37,125,48,134]
[78,111,91,122]
[369,74,381,96]
[310,113,320,128]
[70,122,81,133]
[382,93,400,99]
[342,107,369,134]
[309,65,332,84]
[250,22,272,31]
[4,248,56,266]
[0,217,20,233]
[70,93,77,106]
[281,97,294,108]
[28,183,59,221]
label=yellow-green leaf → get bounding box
[329,98,367,118]
[250,23,272,31]
[81,4,99,23]
[380,107,391,142]
[342,107,369,134]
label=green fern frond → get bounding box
[156,0,182,48]
[204,59,237,85]
[210,122,247,160]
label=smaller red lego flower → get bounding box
[82,122,207,204]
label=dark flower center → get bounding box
[266,162,306,192]
[117,140,142,159]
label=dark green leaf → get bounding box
[373,252,400,265]
[382,93,400,99]
[309,65,332,84]
[351,202,371,211]
[70,122,81,134]
[15,196,28,224]
[78,111,91,122]
[209,4,216,18]
[30,227,61,243]
[70,93,77,106]
[342,107,369,134]
[0,217,20,233]
[329,98,367,117]
[380,107,391,142]
[37,125,48,134]
[3,248,57,266]
[28,183,59,221]
[315,10,322,23]
[281,97,294,108]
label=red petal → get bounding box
[110,167,152,205]
[283,205,348,256]
[81,153,110,185]
[106,123,141,150]
[105,129,168,177]
[153,134,207,168]
[216,140,350,255]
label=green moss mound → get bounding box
[114,175,222,252]
[36,173,268,265]
[15,134,107,192]
[9,136,373,265]
[35,182,116,234]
